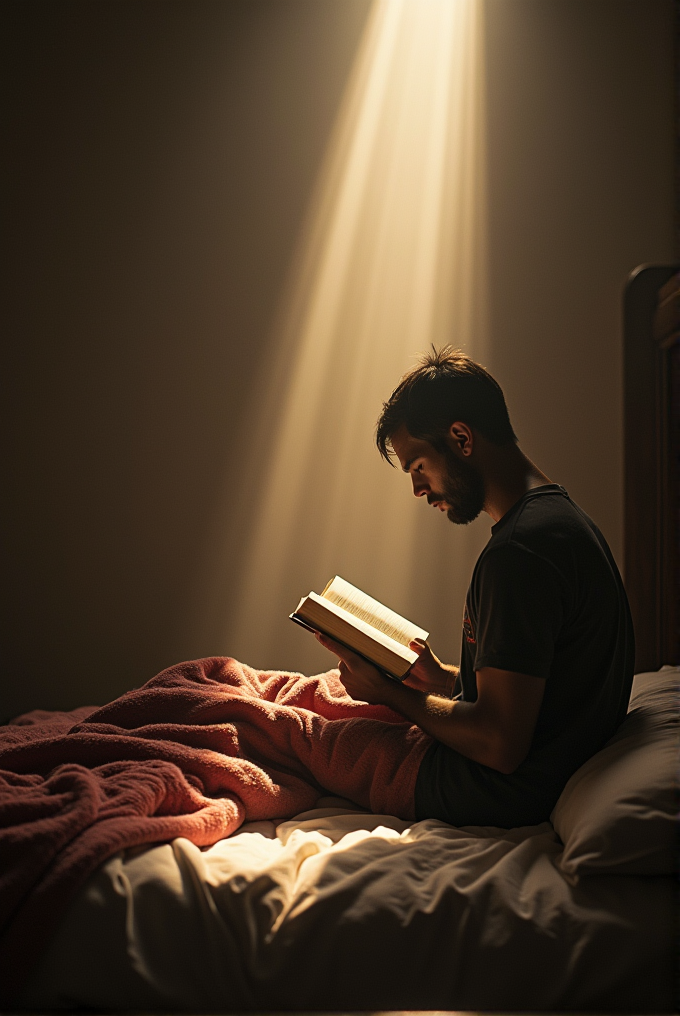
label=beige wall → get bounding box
[482,0,675,554]
[2,0,674,718]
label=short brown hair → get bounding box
[376,347,517,461]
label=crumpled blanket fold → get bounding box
[0,656,431,1002]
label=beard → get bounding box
[430,448,486,525]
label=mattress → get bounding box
[22,803,674,1012]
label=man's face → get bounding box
[390,425,485,525]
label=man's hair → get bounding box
[376,347,517,462]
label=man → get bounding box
[316,348,634,827]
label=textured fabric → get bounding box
[21,805,675,1013]
[416,485,634,827]
[462,485,634,755]
[552,666,679,877]
[0,657,431,1003]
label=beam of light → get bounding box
[210,0,490,674]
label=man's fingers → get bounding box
[315,631,337,649]
[315,631,342,653]
[315,631,359,665]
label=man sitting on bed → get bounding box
[316,348,635,827]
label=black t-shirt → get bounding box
[415,485,634,827]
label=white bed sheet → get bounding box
[22,798,675,1012]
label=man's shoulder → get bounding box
[478,487,616,593]
[496,487,603,555]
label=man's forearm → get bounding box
[317,631,543,774]
[380,679,511,772]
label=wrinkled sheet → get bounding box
[22,800,675,1013]
[0,658,430,1003]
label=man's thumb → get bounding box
[409,638,427,653]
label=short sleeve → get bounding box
[471,543,565,679]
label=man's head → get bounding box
[376,347,516,458]
[376,348,517,525]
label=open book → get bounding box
[290,575,428,681]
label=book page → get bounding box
[301,592,419,673]
[320,576,428,647]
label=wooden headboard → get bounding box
[624,264,680,671]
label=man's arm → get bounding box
[316,634,545,774]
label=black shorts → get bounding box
[414,739,569,828]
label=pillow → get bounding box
[551,665,678,878]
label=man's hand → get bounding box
[314,632,398,706]
[404,639,458,697]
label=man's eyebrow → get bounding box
[402,457,415,473]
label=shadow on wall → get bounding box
[2,0,375,715]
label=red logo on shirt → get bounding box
[463,606,476,644]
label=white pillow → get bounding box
[551,666,678,877]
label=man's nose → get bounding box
[412,476,428,497]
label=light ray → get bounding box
[220,0,490,673]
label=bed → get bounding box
[5,266,679,1013]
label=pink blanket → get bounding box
[0,657,432,1002]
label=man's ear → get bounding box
[447,421,474,457]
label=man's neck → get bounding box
[479,443,553,523]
